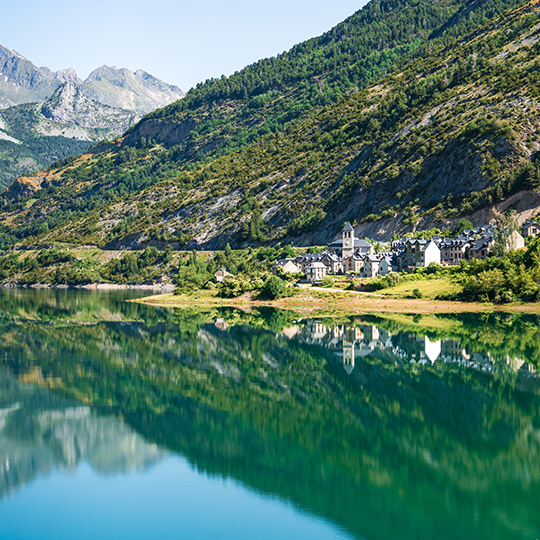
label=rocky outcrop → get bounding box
[41,82,138,133]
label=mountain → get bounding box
[82,65,184,114]
[1,0,539,249]
[0,44,184,191]
[0,44,61,107]
[0,44,184,112]
[0,83,139,190]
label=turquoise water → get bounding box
[0,288,539,539]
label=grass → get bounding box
[376,278,460,299]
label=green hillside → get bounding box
[1,0,538,249]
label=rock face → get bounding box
[41,82,138,133]
[0,44,184,113]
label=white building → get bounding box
[305,262,327,282]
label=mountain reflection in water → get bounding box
[0,288,539,540]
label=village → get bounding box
[270,219,540,283]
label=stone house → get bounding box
[271,259,302,275]
[521,220,539,238]
[439,238,470,266]
[305,262,327,282]
[398,239,440,270]
[379,256,394,276]
[466,236,493,260]
[321,253,343,274]
[343,255,363,274]
[362,254,380,278]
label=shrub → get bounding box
[412,288,423,298]
[259,276,285,300]
[321,276,334,288]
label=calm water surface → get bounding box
[0,289,539,540]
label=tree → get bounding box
[491,216,519,258]
[259,276,284,300]
[452,219,473,237]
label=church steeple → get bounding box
[342,221,354,258]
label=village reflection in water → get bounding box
[255,318,539,378]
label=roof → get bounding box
[306,262,327,269]
[342,221,354,233]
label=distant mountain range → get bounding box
[0,44,184,189]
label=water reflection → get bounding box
[289,318,538,377]
[0,289,539,540]
[0,368,166,500]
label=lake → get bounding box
[0,288,539,540]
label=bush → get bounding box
[218,275,253,298]
[412,288,423,298]
[321,276,334,288]
[259,276,285,300]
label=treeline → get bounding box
[0,246,174,285]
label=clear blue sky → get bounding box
[3,1,368,91]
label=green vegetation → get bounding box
[1,0,538,250]
[368,237,540,303]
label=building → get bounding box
[343,255,363,274]
[271,259,302,275]
[379,256,394,276]
[363,254,380,278]
[328,222,374,257]
[321,253,344,275]
[521,220,539,238]
[466,236,493,260]
[439,238,470,266]
[398,239,441,270]
[305,262,327,282]
[341,221,355,258]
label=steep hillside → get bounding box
[126,0,525,162]
[1,0,539,249]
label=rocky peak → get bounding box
[0,44,59,103]
[82,65,184,114]
[40,81,138,131]
[55,68,82,85]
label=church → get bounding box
[328,222,374,258]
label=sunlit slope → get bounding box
[2,0,539,248]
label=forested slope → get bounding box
[1,0,539,249]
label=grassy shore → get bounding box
[135,287,540,316]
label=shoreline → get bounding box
[1,282,175,292]
[134,290,540,315]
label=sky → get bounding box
[3,0,369,91]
